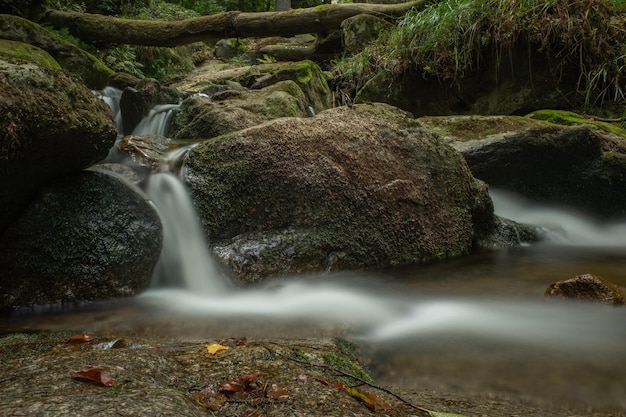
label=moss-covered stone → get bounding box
[0,39,61,69]
[527,109,626,138]
[418,115,551,143]
[171,80,308,140]
[0,14,114,88]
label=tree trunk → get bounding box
[43,1,430,47]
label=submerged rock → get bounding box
[0,170,162,312]
[545,274,625,305]
[184,103,498,282]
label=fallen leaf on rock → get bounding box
[191,387,227,411]
[68,333,94,343]
[220,371,261,393]
[206,343,229,355]
[266,384,289,402]
[72,366,114,387]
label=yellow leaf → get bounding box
[206,343,229,355]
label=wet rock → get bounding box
[185,103,498,282]
[0,57,117,235]
[545,274,625,305]
[119,78,182,135]
[0,170,162,312]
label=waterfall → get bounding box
[132,104,180,137]
[146,172,230,295]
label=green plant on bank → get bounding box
[336,0,626,110]
[103,44,145,78]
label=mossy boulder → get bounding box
[450,121,626,218]
[0,39,61,69]
[0,14,114,88]
[173,60,332,114]
[0,58,117,234]
[184,103,497,282]
[171,80,308,140]
[0,170,162,312]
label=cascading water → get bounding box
[93,86,123,134]
[146,172,230,294]
[132,104,180,137]
[94,87,223,294]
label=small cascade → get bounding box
[132,104,180,137]
[146,172,230,295]
[93,86,123,134]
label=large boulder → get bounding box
[0,170,162,312]
[0,14,114,88]
[183,103,498,282]
[447,121,626,219]
[0,57,117,234]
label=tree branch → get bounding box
[43,1,431,47]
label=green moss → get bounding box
[0,40,61,70]
[322,351,374,385]
[527,109,626,138]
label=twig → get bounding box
[583,113,623,123]
[264,345,430,415]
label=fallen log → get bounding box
[43,1,431,47]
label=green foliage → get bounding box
[103,44,144,78]
[338,0,626,109]
[135,45,196,83]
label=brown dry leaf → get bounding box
[266,384,289,402]
[205,343,229,355]
[191,388,227,411]
[68,333,94,343]
[220,371,261,393]
[72,366,114,387]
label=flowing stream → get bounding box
[20,90,625,411]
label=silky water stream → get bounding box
[5,89,626,412]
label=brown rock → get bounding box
[545,274,624,305]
